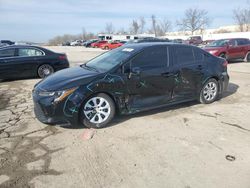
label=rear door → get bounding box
[123,46,176,109]
[236,39,249,58]
[172,46,205,100]
[227,39,242,59]
[15,47,45,77]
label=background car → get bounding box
[101,41,125,50]
[62,41,71,46]
[170,39,184,44]
[0,45,69,80]
[32,43,229,128]
[83,39,99,47]
[91,40,108,48]
[70,40,85,46]
[0,40,15,46]
[185,36,203,45]
[126,37,170,44]
[203,38,250,61]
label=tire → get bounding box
[244,52,250,62]
[80,93,115,128]
[37,64,54,78]
[199,78,219,104]
[104,46,109,50]
[219,53,227,60]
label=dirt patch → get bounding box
[0,81,63,188]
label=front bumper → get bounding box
[32,89,81,125]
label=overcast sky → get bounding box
[0,0,248,42]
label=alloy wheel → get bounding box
[203,82,218,101]
[83,97,111,124]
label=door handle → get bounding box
[161,72,177,77]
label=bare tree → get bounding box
[105,22,115,34]
[151,15,157,36]
[117,27,128,34]
[130,20,140,34]
[177,8,210,35]
[82,27,87,40]
[160,18,172,34]
[233,8,250,32]
[139,17,146,34]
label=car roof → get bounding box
[214,38,249,40]
[0,45,55,54]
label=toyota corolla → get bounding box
[33,43,229,128]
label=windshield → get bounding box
[83,47,134,72]
[207,39,229,47]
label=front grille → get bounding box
[34,102,48,123]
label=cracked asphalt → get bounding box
[0,47,250,188]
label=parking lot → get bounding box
[0,46,250,188]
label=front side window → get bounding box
[0,48,15,58]
[131,46,168,68]
[18,48,44,57]
[175,47,195,65]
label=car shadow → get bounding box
[222,82,239,98]
[60,82,239,130]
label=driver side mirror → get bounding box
[128,67,141,79]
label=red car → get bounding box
[91,40,108,48]
[101,41,124,50]
[204,38,250,61]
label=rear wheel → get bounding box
[37,64,54,78]
[80,93,115,128]
[219,53,227,60]
[199,78,219,104]
[104,46,109,50]
[244,52,250,62]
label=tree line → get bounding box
[48,5,250,45]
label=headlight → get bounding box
[38,91,55,97]
[209,50,218,54]
[38,87,78,102]
[54,87,77,102]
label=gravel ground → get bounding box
[0,46,250,188]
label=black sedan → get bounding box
[0,45,69,80]
[33,43,229,128]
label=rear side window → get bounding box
[237,39,249,45]
[18,48,44,57]
[0,48,15,58]
[175,46,194,65]
[131,46,168,68]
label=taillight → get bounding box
[59,55,66,60]
[223,60,228,67]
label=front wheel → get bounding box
[199,78,219,104]
[80,93,115,128]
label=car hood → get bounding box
[35,66,101,91]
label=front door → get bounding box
[123,46,175,110]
